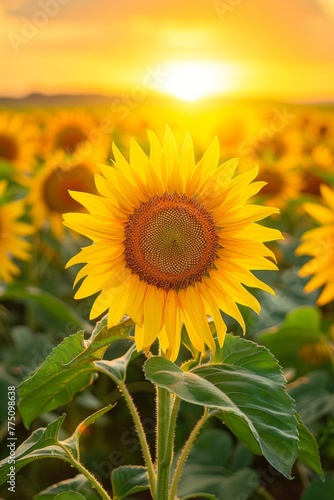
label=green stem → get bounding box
[156,387,172,500]
[165,395,181,469]
[118,381,156,494]
[59,444,112,500]
[256,485,276,500]
[169,408,209,500]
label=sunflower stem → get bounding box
[118,381,156,495]
[155,386,173,500]
[169,408,209,500]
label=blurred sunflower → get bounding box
[249,127,301,166]
[64,128,282,360]
[296,184,334,306]
[0,112,38,181]
[0,181,33,283]
[29,150,99,238]
[255,160,304,209]
[298,340,334,367]
[300,143,334,197]
[299,110,334,145]
[43,110,97,155]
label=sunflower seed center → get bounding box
[124,192,218,290]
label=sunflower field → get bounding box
[0,97,334,500]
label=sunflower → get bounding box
[64,128,283,360]
[0,181,33,283]
[29,150,99,238]
[296,184,334,306]
[43,110,100,156]
[242,159,304,209]
[0,112,38,181]
[298,340,334,367]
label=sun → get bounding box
[159,61,235,101]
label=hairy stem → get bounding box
[118,380,156,494]
[59,444,112,500]
[169,408,209,500]
[155,387,173,500]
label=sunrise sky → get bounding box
[1,0,334,101]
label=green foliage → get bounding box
[301,477,334,500]
[111,465,149,499]
[18,331,96,428]
[34,474,101,500]
[145,334,323,479]
[178,428,259,499]
[288,370,334,425]
[54,493,86,500]
[94,344,139,384]
[0,407,113,487]
[0,415,69,483]
[18,316,134,428]
[0,283,89,332]
[258,306,332,375]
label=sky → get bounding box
[1,0,334,100]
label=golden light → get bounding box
[159,61,238,101]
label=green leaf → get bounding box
[18,317,137,428]
[34,474,101,499]
[0,283,89,332]
[94,344,139,384]
[0,415,69,485]
[111,465,149,499]
[62,405,114,459]
[64,315,134,367]
[18,331,96,428]
[301,478,334,500]
[178,429,258,499]
[297,416,324,480]
[145,334,299,478]
[54,493,85,500]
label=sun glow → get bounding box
[159,61,237,101]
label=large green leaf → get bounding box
[34,474,101,500]
[297,416,324,480]
[0,283,89,332]
[178,428,258,499]
[0,415,69,484]
[144,334,299,478]
[18,331,96,428]
[111,465,149,499]
[18,317,135,428]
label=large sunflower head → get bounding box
[296,184,334,306]
[29,150,99,238]
[64,128,283,360]
[0,181,34,284]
